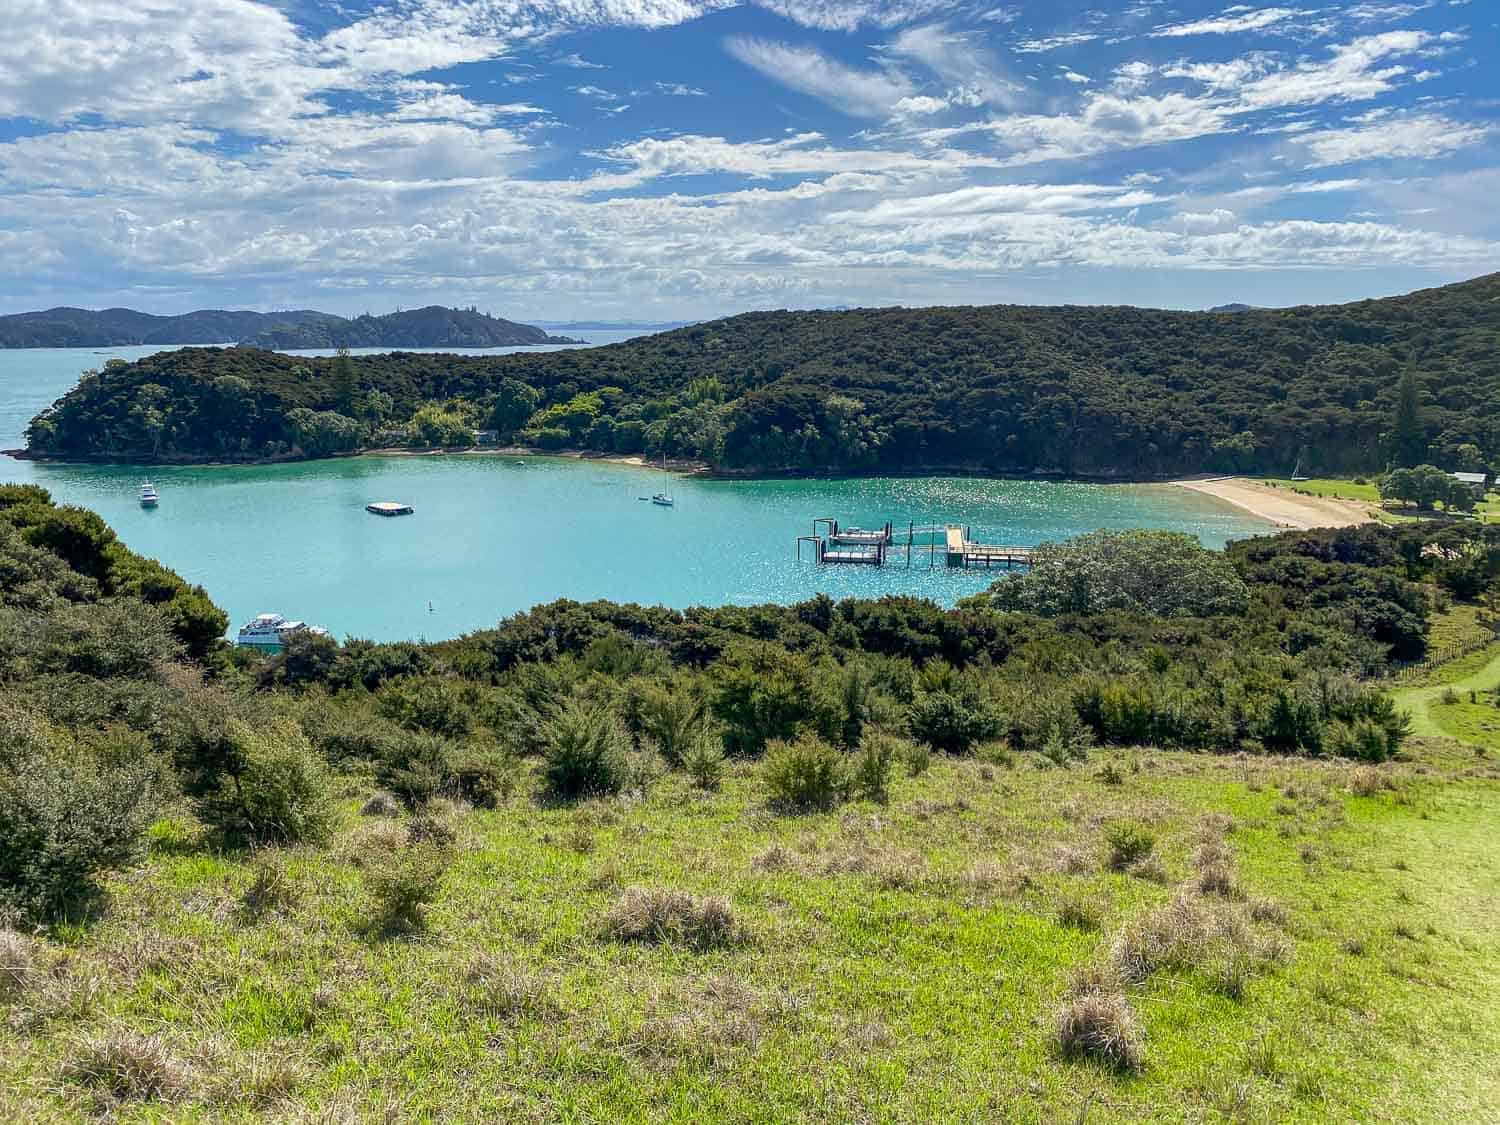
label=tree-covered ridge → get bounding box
[23,272,1500,474]
[0,305,575,349]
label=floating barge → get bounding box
[798,518,1034,570]
[366,501,414,516]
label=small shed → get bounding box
[475,429,499,445]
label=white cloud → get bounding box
[750,1,950,32]
[1149,7,1305,38]
[724,36,914,117]
[886,24,1026,109]
[1296,111,1489,166]
[1013,33,1101,53]
[555,52,606,68]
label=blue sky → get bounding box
[0,0,1495,320]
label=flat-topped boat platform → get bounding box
[366,501,414,516]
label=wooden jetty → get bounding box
[798,519,1033,570]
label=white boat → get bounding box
[235,612,330,651]
[139,481,159,507]
[651,451,674,506]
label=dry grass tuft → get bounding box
[1051,844,1096,875]
[603,887,746,950]
[1054,991,1144,1072]
[1127,855,1171,884]
[1197,812,1236,838]
[360,791,402,817]
[63,1031,189,1102]
[240,854,299,920]
[750,843,796,873]
[818,844,927,889]
[1056,893,1103,931]
[1111,892,1262,985]
[0,930,35,999]
[1248,897,1289,927]
[1195,862,1239,898]
[1349,767,1391,797]
[464,954,563,1020]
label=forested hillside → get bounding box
[23,273,1500,475]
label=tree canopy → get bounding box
[26,272,1500,476]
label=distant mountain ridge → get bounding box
[0,305,579,349]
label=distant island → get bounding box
[1208,302,1256,313]
[20,272,1500,478]
[0,305,583,349]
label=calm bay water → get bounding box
[0,343,1271,642]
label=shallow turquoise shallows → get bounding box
[1,345,1271,642]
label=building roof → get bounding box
[1451,471,1487,484]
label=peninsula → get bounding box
[22,272,1500,480]
[0,305,581,350]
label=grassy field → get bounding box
[4,740,1499,1122]
[1259,478,1500,525]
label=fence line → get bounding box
[1385,634,1498,683]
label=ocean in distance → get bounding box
[0,340,1272,642]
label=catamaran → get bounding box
[139,481,159,507]
[235,612,330,651]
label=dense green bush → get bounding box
[366,841,452,932]
[907,690,1002,755]
[0,714,164,920]
[199,720,336,846]
[762,737,850,811]
[541,698,632,799]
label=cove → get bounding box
[2,344,1271,642]
[8,454,1268,642]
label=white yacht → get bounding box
[139,481,159,507]
[235,612,330,651]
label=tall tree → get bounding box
[331,347,358,415]
[1391,370,1426,468]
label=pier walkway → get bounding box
[798,518,1035,570]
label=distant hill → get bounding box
[1209,303,1256,313]
[0,305,577,349]
[242,307,582,349]
[23,272,1500,477]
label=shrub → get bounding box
[378,730,457,808]
[1105,823,1156,872]
[907,690,1001,755]
[602,886,744,949]
[681,730,727,791]
[541,698,631,800]
[1055,992,1144,1072]
[762,737,850,811]
[853,734,896,802]
[366,842,452,932]
[898,740,932,776]
[1349,766,1390,797]
[632,680,706,766]
[199,720,335,848]
[450,748,518,808]
[64,1032,189,1101]
[0,724,163,920]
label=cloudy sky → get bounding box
[0,0,1495,320]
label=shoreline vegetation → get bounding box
[21,273,1500,484]
[4,487,1500,1119]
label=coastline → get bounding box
[1170,476,1376,530]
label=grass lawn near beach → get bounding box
[3,740,1498,1123]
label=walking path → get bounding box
[1390,648,1500,741]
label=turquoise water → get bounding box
[0,345,1271,642]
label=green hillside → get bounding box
[3,498,1500,1119]
[23,273,1500,475]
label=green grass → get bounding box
[1259,478,1382,502]
[3,747,1499,1122]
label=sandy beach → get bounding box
[1173,476,1376,530]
